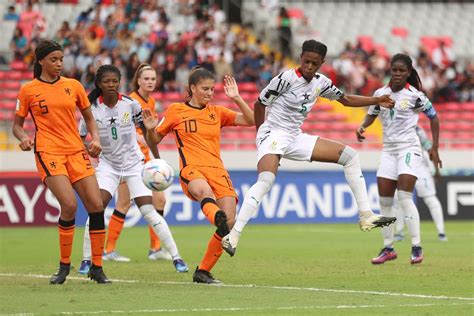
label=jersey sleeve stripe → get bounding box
[174,130,187,167]
[36,152,51,177]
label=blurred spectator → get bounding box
[432,41,455,69]
[214,52,233,82]
[84,30,101,55]
[18,0,46,40]
[4,5,20,22]
[277,7,292,58]
[11,27,28,61]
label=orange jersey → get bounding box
[156,102,237,169]
[129,91,156,161]
[16,77,90,154]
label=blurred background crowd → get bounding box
[4,0,473,102]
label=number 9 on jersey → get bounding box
[141,159,175,191]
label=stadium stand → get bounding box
[0,0,473,150]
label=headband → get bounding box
[35,44,63,61]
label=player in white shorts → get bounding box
[222,40,397,257]
[77,65,188,274]
[357,54,442,265]
[394,126,447,242]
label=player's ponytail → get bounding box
[88,64,122,103]
[33,40,63,79]
[131,63,155,92]
[390,53,423,91]
[186,66,215,99]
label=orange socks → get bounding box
[58,218,75,265]
[105,210,126,253]
[198,233,223,271]
[201,198,220,225]
[89,211,105,267]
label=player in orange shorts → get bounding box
[12,40,110,284]
[143,67,254,284]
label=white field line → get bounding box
[2,302,474,316]
[1,272,473,302]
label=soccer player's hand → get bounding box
[434,168,442,183]
[142,109,158,130]
[19,137,34,151]
[430,148,442,169]
[223,75,240,100]
[377,95,395,108]
[88,139,102,158]
[356,126,366,142]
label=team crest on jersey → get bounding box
[399,99,409,109]
[121,112,131,124]
[64,88,71,95]
[270,141,277,150]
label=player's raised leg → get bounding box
[311,138,396,231]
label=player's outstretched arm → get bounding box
[12,115,33,151]
[224,75,254,126]
[340,94,394,109]
[81,107,102,158]
[356,114,377,142]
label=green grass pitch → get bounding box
[1,221,473,315]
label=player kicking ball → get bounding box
[222,40,397,257]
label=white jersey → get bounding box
[368,84,434,153]
[79,94,145,171]
[258,68,343,135]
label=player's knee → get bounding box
[397,190,412,201]
[191,187,214,201]
[60,199,77,214]
[154,192,166,209]
[337,146,358,166]
[257,171,275,193]
[139,204,156,218]
[379,196,394,208]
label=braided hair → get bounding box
[390,53,423,91]
[87,64,122,103]
[33,40,63,79]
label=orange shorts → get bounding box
[35,150,95,183]
[179,165,237,201]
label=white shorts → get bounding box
[415,163,436,198]
[95,159,151,199]
[376,148,423,181]
[256,126,319,163]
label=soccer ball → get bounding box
[141,159,175,191]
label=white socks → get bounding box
[230,171,275,245]
[82,218,91,260]
[379,197,395,247]
[424,196,445,235]
[337,146,371,212]
[139,204,180,260]
[398,190,421,246]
